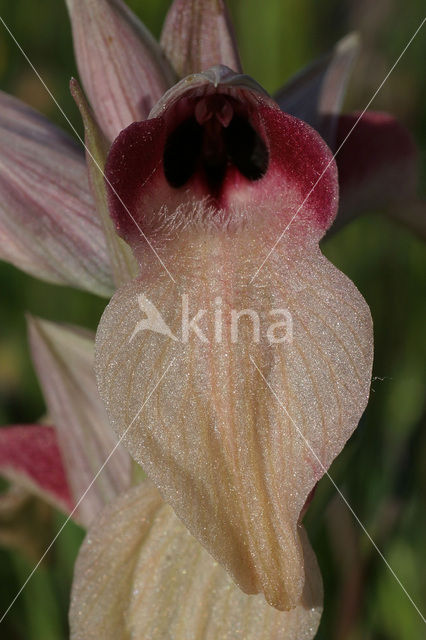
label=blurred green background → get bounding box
[0,0,425,638]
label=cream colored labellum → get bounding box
[70,482,323,640]
[95,226,373,611]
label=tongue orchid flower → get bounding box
[0,1,422,639]
[94,55,373,617]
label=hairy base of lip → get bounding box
[105,69,338,253]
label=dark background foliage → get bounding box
[0,0,425,638]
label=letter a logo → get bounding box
[130,294,177,342]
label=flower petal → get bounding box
[95,229,373,609]
[149,65,271,118]
[97,91,369,609]
[160,0,242,78]
[66,0,175,141]
[105,75,337,256]
[275,33,359,147]
[332,111,419,232]
[0,91,113,296]
[70,482,323,639]
[0,424,73,514]
[28,317,131,527]
[70,79,138,288]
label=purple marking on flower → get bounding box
[0,425,73,514]
[105,67,338,257]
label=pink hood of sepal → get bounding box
[0,424,74,514]
[335,110,418,225]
